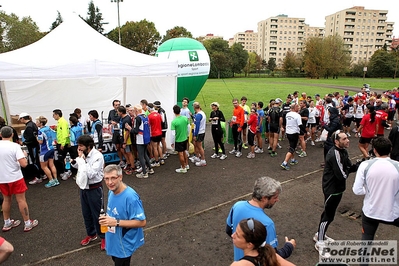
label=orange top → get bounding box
[232,106,245,127]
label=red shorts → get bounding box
[0,178,28,196]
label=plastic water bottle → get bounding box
[65,152,71,170]
[100,209,108,233]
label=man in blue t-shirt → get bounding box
[226,176,296,261]
[100,164,146,265]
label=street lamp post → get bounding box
[362,45,372,81]
[111,0,123,45]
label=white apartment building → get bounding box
[325,6,394,64]
[228,30,258,53]
[256,15,307,67]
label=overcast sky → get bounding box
[1,0,398,40]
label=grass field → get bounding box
[194,77,399,114]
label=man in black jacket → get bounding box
[314,130,359,258]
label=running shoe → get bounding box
[2,219,21,232]
[24,219,38,232]
[151,162,160,167]
[311,141,315,146]
[81,235,98,246]
[277,143,282,149]
[29,177,42,185]
[315,241,331,259]
[44,179,58,188]
[229,149,237,154]
[346,133,351,137]
[270,152,277,157]
[175,167,187,173]
[210,153,219,159]
[280,163,290,170]
[118,161,127,168]
[185,165,190,170]
[298,151,307,158]
[246,152,255,159]
[242,144,248,149]
[136,172,148,179]
[160,159,165,165]
[147,168,155,175]
[219,154,227,160]
[313,232,335,243]
[61,171,72,181]
[290,159,299,165]
[195,160,207,167]
[255,148,264,154]
[235,152,242,158]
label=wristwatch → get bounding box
[116,219,120,227]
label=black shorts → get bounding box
[151,135,162,143]
[195,133,205,142]
[269,124,280,134]
[175,140,187,152]
[112,132,123,144]
[308,123,317,128]
[162,131,166,138]
[299,125,307,136]
[315,117,320,126]
[354,118,362,128]
[343,117,353,127]
[248,131,255,146]
[242,123,248,130]
[359,136,373,144]
[388,110,395,121]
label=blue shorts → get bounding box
[40,149,55,163]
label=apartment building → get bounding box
[256,15,307,67]
[325,6,394,64]
[198,33,223,41]
[228,30,258,53]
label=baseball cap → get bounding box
[19,112,30,119]
[275,98,282,103]
[153,101,161,106]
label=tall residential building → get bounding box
[228,30,258,53]
[257,15,307,67]
[325,6,394,64]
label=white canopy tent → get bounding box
[0,14,177,147]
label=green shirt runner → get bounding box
[171,115,189,143]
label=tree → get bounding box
[0,12,44,53]
[302,37,325,78]
[267,58,276,72]
[203,38,232,79]
[368,49,396,78]
[109,19,161,55]
[161,26,192,44]
[83,1,104,34]
[282,50,298,76]
[323,35,351,78]
[50,11,63,31]
[230,43,248,76]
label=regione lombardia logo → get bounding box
[188,51,199,62]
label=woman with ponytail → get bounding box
[231,218,295,266]
[357,104,378,159]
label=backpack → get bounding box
[158,107,168,130]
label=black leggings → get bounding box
[317,193,343,241]
[232,124,242,152]
[211,127,225,155]
[361,213,399,241]
[112,256,131,266]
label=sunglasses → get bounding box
[247,218,255,233]
[334,130,343,140]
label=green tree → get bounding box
[267,58,276,72]
[230,43,248,76]
[323,35,351,78]
[203,38,232,79]
[50,11,63,31]
[83,1,104,34]
[109,19,161,55]
[303,37,325,78]
[161,26,192,44]
[0,12,44,53]
[368,49,396,78]
[282,50,298,76]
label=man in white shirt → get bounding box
[353,137,399,241]
[280,104,301,170]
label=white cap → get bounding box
[275,98,282,103]
[19,112,30,119]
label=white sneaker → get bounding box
[255,148,264,154]
[247,152,255,159]
[195,160,206,167]
[352,128,358,133]
[315,241,331,258]
[235,151,242,158]
[210,153,219,159]
[315,138,321,142]
[29,177,42,185]
[229,149,237,154]
[189,156,200,163]
[175,167,187,173]
[185,165,190,170]
[313,232,335,243]
[219,154,227,160]
[151,162,160,167]
[311,141,315,146]
[61,171,72,181]
[277,143,282,149]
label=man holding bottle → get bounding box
[99,164,146,265]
